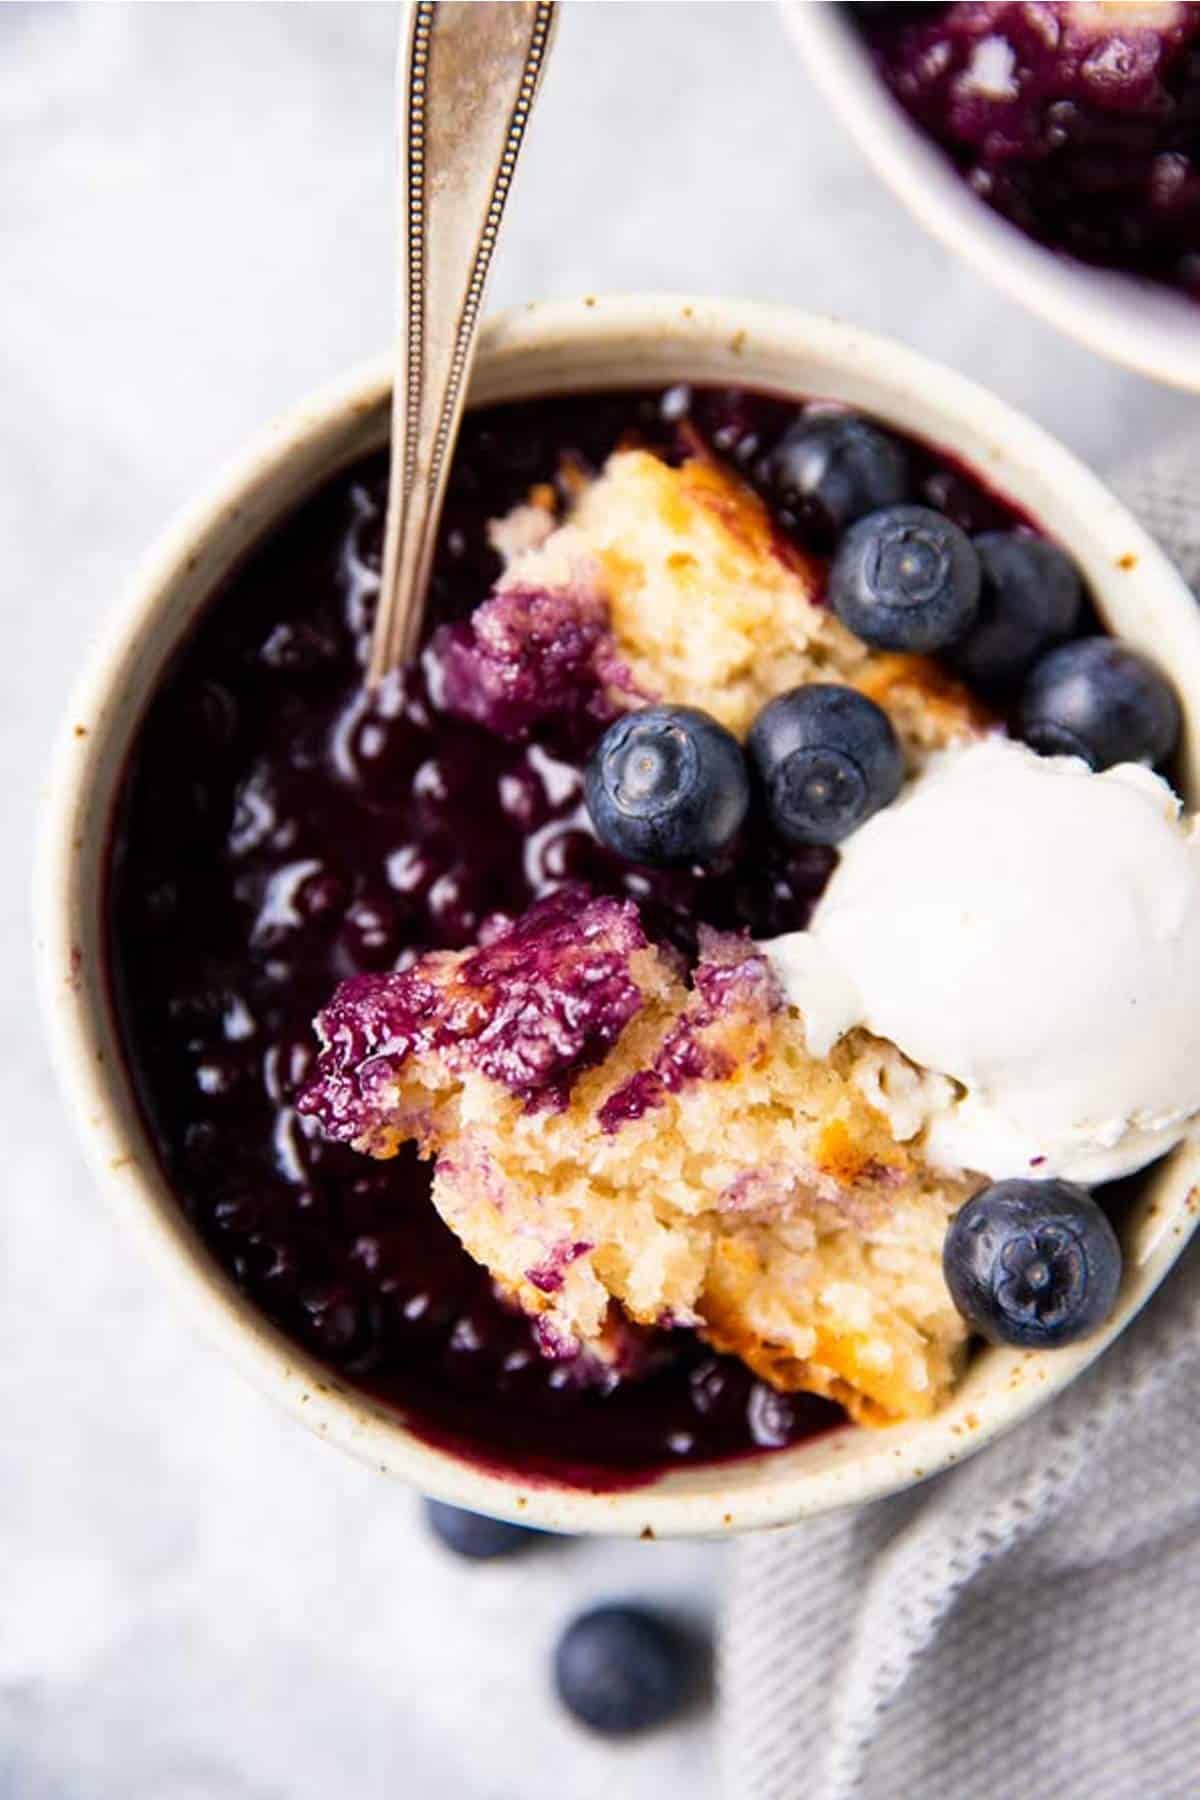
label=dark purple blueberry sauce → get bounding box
[105,385,1026,1487]
[853,1,1200,296]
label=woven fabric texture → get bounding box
[719,438,1200,1800]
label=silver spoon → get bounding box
[368,0,557,686]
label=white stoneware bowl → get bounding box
[35,294,1200,1536]
[785,2,1200,393]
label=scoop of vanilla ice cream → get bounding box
[763,738,1200,1185]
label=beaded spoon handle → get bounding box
[368,0,557,686]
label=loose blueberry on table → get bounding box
[422,1498,544,1560]
[107,381,1167,1489]
[553,1604,692,1736]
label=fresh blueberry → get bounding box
[553,1604,689,1735]
[423,1498,543,1560]
[584,705,750,867]
[747,685,904,846]
[829,504,981,652]
[943,1180,1122,1350]
[1019,636,1180,769]
[950,532,1082,684]
[763,412,908,537]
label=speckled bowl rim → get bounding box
[35,293,1200,1536]
[783,2,1200,394]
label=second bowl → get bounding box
[786,2,1200,393]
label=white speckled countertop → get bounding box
[6,5,1196,1795]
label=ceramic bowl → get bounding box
[35,293,1200,1535]
[784,2,1200,393]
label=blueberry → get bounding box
[943,1180,1122,1350]
[764,413,908,537]
[829,504,981,652]
[553,1604,689,1735]
[951,532,1082,684]
[1019,636,1180,770]
[584,705,750,867]
[423,1498,543,1560]
[747,685,903,845]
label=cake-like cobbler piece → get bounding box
[300,889,976,1424]
[436,448,985,756]
[551,450,851,738]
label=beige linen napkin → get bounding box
[720,437,1200,1800]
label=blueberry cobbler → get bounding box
[108,386,1200,1484]
[853,2,1200,296]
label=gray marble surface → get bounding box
[6,5,1196,1797]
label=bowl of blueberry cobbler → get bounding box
[36,295,1200,1535]
[786,3,1200,390]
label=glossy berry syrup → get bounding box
[106,386,1022,1488]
